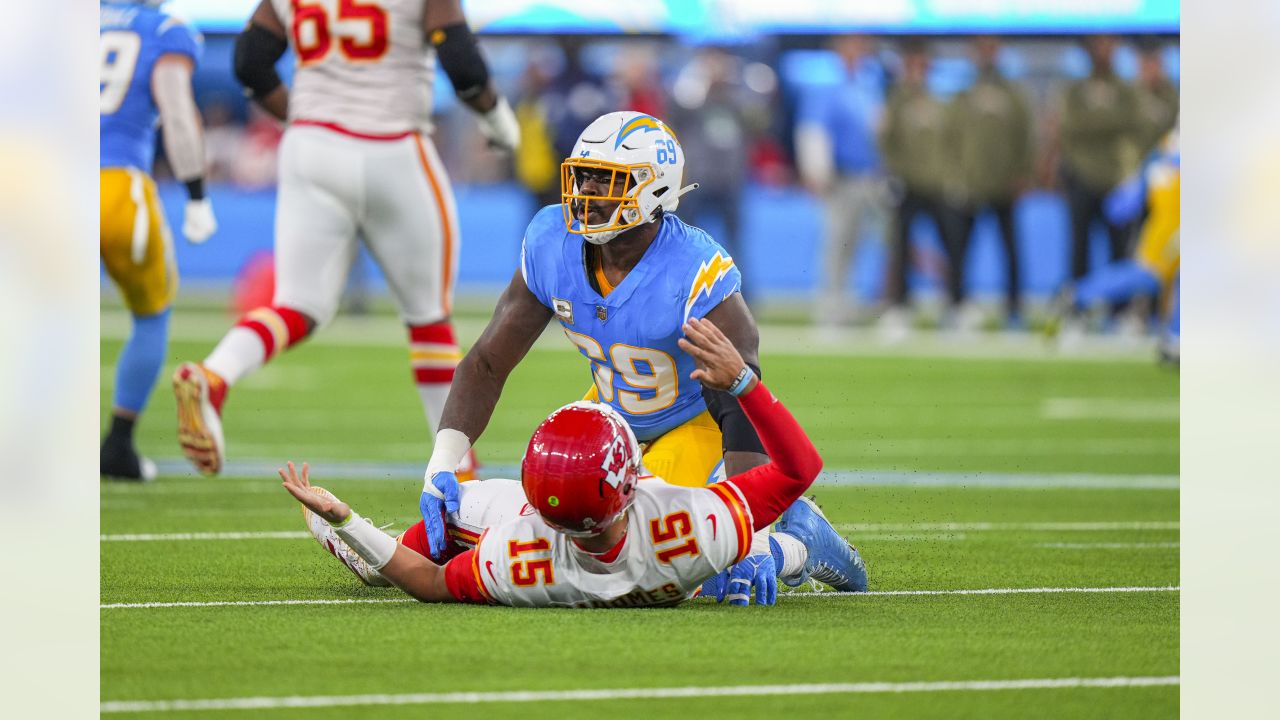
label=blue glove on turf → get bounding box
[727,552,778,606]
[419,470,460,561]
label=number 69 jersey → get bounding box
[469,479,753,608]
[521,205,743,443]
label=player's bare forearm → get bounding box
[377,544,456,603]
[279,462,454,602]
[439,270,552,441]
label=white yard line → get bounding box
[101,531,311,542]
[836,521,1178,533]
[100,675,1179,713]
[1042,398,1179,422]
[1036,542,1180,550]
[100,586,1179,609]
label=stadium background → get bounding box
[133,0,1179,311]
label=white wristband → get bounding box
[332,511,398,570]
[425,429,471,489]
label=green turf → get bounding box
[100,310,1179,717]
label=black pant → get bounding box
[889,189,961,306]
[948,200,1021,317]
[1064,172,1129,281]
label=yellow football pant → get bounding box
[583,385,724,488]
[101,168,177,315]
[1134,172,1180,286]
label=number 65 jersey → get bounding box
[467,479,753,608]
[521,205,743,444]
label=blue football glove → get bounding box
[418,470,460,561]
[701,570,730,602]
[727,553,778,606]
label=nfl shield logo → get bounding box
[596,305,608,321]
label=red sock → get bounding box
[237,305,310,363]
[408,322,460,385]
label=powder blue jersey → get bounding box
[521,206,742,443]
[100,2,202,170]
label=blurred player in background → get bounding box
[100,0,216,481]
[1047,126,1180,360]
[284,317,866,607]
[172,0,519,476]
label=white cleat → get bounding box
[302,486,391,587]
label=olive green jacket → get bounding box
[946,71,1035,205]
[1059,71,1142,191]
[880,84,952,197]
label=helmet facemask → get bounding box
[561,158,658,245]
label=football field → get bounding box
[100,307,1179,718]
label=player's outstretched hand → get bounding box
[419,471,461,561]
[678,316,754,393]
[279,461,350,524]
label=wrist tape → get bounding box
[331,511,398,570]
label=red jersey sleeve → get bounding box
[443,548,493,604]
[723,382,823,530]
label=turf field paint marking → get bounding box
[101,531,311,542]
[784,585,1180,598]
[100,586,1179,609]
[114,461,1178,490]
[101,598,416,609]
[836,521,1178,533]
[1035,542,1180,550]
[100,675,1179,712]
[1042,398,1179,422]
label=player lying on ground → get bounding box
[283,317,867,606]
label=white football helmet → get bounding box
[560,111,698,244]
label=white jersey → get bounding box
[470,479,754,608]
[271,0,434,135]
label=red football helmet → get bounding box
[520,401,641,536]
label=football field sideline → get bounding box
[100,675,1180,714]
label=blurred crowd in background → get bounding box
[163,31,1179,330]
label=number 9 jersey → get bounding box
[520,205,743,444]
[100,2,202,171]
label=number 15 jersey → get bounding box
[521,205,743,443]
[467,479,754,608]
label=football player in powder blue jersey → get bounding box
[100,0,215,480]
